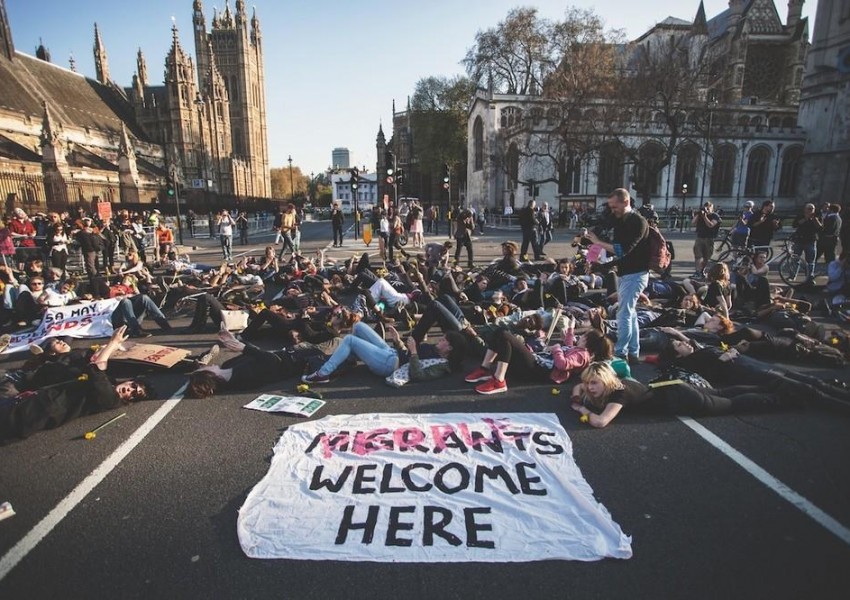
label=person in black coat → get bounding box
[0,326,152,442]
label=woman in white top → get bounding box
[378,208,391,261]
[46,222,70,273]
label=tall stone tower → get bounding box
[193,0,270,198]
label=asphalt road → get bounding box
[1,221,849,600]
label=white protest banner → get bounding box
[237,413,632,562]
[2,298,121,354]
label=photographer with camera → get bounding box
[691,201,721,276]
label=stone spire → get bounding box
[692,1,708,35]
[134,48,147,88]
[0,0,15,61]
[93,23,110,83]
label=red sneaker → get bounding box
[464,367,492,383]
[475,377,507,395]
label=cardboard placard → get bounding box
[112,343,190,368]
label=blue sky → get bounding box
[6,0,816,178]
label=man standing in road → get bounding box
[748,200,781,247]
[691,201,721,276]
[216,210,235,261]
[331,203,344,247]
[518,199,543,261]
[586,188,649,364]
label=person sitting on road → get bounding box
[301,322,465,384]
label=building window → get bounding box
[559,151,581,194]
[710,144,736,196]
[500,107,523,128]
[744,146,771,197]
[507,143,519,189]
[597,143,624,194]
[473,117,483,171]
[674,143,700,195]
[777,145,803,197]
[635,142,665,196]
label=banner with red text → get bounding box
[237,413,632,562]
[2,298,121,354]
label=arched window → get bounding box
[559,150,581,195]
[674,143,700,195]
[778,145,803,197]
[597,143,624,194]
[500,107,522,128]
[233,128,244,155]
[473,117,484,172]
[507,143,519,190]
[744,146,771,197]
[635,142,665,196]
[710,144,736,196]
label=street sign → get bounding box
[443,182,450,189]
[192,179,204,189]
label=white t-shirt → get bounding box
[219,215,234,236]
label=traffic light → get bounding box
[350,167,359,190]
[395,168,404,185]
[442,163,451,190]
[385,151,395,176]
[166,174,176,198]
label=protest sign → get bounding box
[243,394,325,417]
[3,299,121,354]
[111,343,190,368]
[238,413,632,562]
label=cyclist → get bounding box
[730,200,754,247]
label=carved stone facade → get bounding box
[0,0,270,213]
[466,0,810,216]
[797,0,850,206]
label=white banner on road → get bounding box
[3,298,121,354]
[237,413,632,562]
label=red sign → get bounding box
[97,200,113,221]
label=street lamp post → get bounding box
[680,183,688,232]
[735,141,749,212]
[170,167,184,245]
[287,155,294,203]
[699,100,717,205]
[194,93,208,218]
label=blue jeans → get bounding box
[615,271,649,357]
[112,294,167,334]
[317,322,398,377]
[792,241,816,278]
[220,235,233,260]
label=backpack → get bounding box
[647,225,672,273]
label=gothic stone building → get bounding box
[797,0,850,207]
[0,0,269,214]
[466,0,810,217]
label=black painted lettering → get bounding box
[423,506,462,546]
[335,505,379,545]
[352,464,378,494]
[515,462,547,496]
[385,506,415,547]
[309,465,352,493]
[474,465,519,494]
[464,507,495,549]
[532,431,564,455]
[379,463,405,493]
[434,462,470,495]
[401,463,433,492]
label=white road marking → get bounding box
[678,416,850,546]
[0,384,187,581]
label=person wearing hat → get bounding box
[730,200,755,247]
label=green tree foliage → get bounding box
[409,75,475,177]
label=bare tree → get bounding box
[463,8,551,96]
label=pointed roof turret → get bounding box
[692,1,708,35]
[0,0,15,61]
[35,38,50,62]
[376,123,385,143]
[40,101,60,147]
[118,122,135,159]
[93,23,110,83]
[136,47,148,88]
